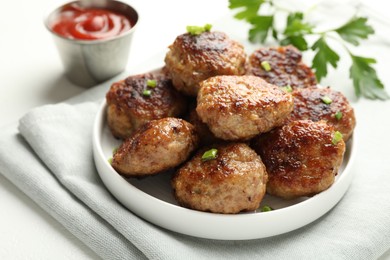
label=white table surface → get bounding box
[1,0,389,259]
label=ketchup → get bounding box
[51,4,134,40]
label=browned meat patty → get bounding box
[172,143,268,214]
[164,31,246,96]
[112,118,199,177]
[187,109,222,146]
[246,45,317,88]
[251,120,345,199]
[106,72,187,139]
[196,75,294,140]
[287,86,356,142]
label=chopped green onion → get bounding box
[332,131,343,145]
[108,158,113,164]
[261,61,272,71]
[142,89,152,97]
[112,147,118,155]
[281,85,293,93]
[334,111,343,120]
[146,79,157,88]
[201,148,218,162]
[204,23,212,31]
[321,95,332,104]
[186,24,212,35]
[261,205,273,212]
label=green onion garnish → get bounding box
[321,95,332,104]
[146,79,157,88]
[112,147,118,155]
[142,89,152,97]
[334,111,343,120]
[261,61,272,71]
[186,24,212,35]
[108,158,113,164]
[261,205,273,212]
[204,23,212,31]
[281,85,293,93]
[201,148,218,162]
[332,131,343,145]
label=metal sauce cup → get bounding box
[45,0,139,87]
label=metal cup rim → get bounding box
[43,0,140,45]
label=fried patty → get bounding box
[246,45,317,88]
[164,31,246,96]
[288,86,356,141]
[112,118,199,177]
[106,72,187,139]
[172,143,268,214]
[251,120,345,199]
[196,75,293,140]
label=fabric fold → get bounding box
[0,126,146,260]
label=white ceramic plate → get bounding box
[93,99,355,240]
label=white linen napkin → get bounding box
[0,69,390,260]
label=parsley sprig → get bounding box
[228,0,388,100]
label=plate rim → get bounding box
[93,96,355,240]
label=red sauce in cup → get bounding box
[51,4,134,40]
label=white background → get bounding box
[1,0,389,259]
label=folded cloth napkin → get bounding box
[1,72,390,259]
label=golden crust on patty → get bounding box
[288,86,356,142]
[106,72,187,139]
[112,118,199,177]
[251,120,345,199]
[196,75,294,140]
[172,142,268,214]
[246,45,317,88]
[164,31,246,96]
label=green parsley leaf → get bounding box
[272,27,278,40]
[335,17,374,46]
[228,0,388,100]
[228,0,265,21]
[350,55,389,99]
[248,15,274,43]
[284,12,313,37]
[287,12,304,24]
[311,37,340,81]
[280,12,312,50]
[280,35,309,51]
